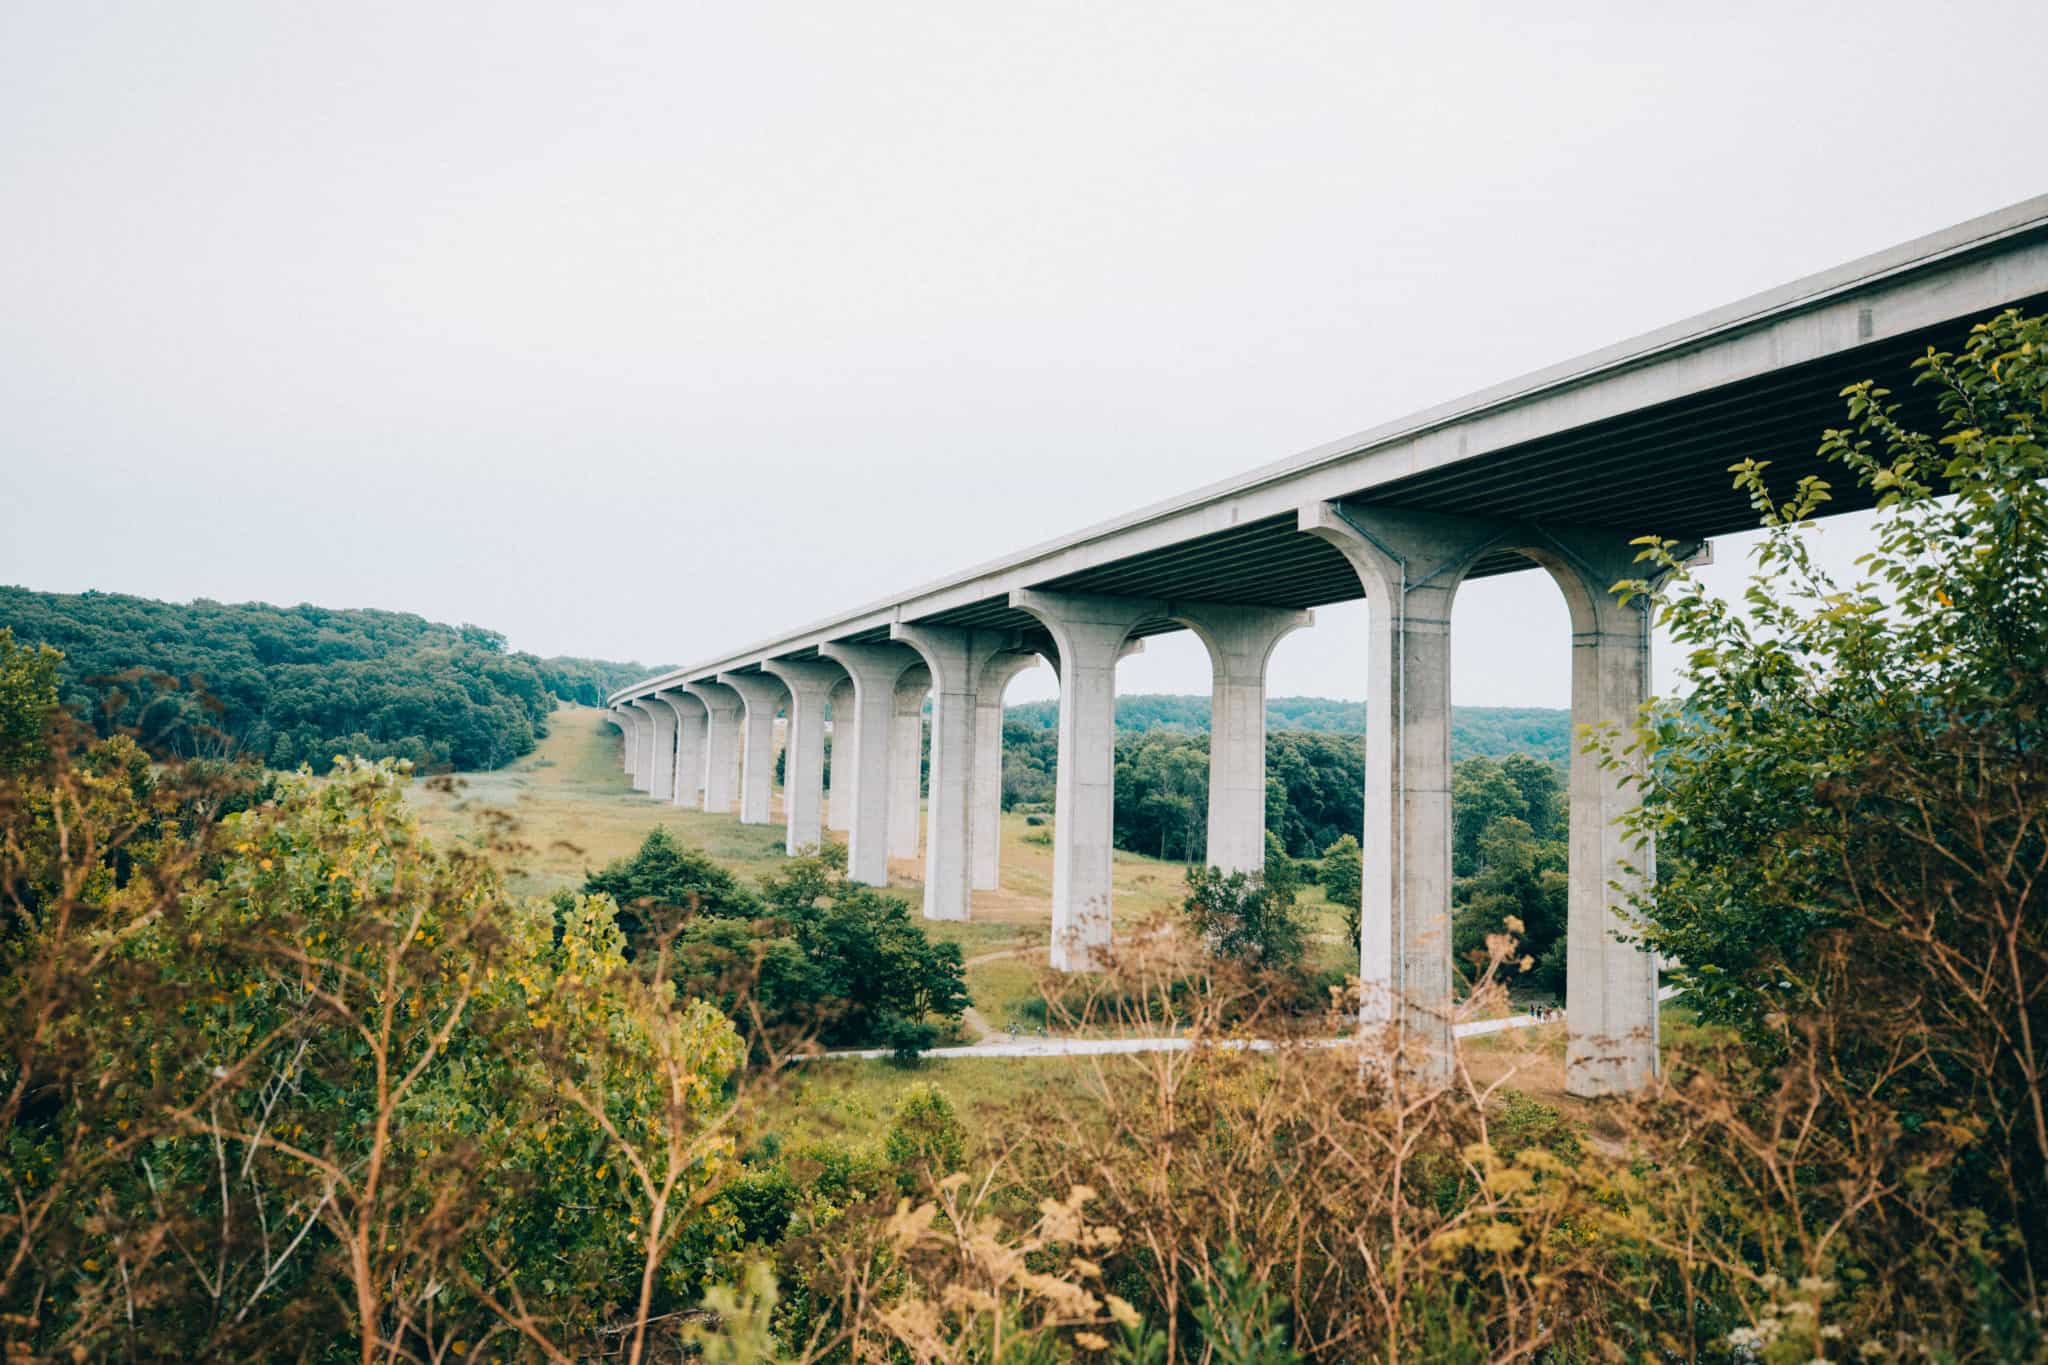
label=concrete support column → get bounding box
[759,660,843,855]
[683,682,744,815]
[970,651,1045,890]
[634,697,679,806]
[610,707,640,781]
[718,672,787,826]
[1169,603,1313,874]
[655,690,706,806]
[887,666,931,861]
[892,627,1020,922]
[826,679,856,833]
[1300,504,1501,1084]
[1527,531,1659,1097]
[626,700,665,795]
[817,643,921,886]
[618,705,644,786]
[1010,590,1165,970]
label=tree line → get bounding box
[0,586,665,771]
[1004,693,1574,762]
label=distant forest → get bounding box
[0,587,666,771]
[997,695,1574,862]
[1004,693,1573,764]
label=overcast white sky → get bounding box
[2,2,2041,707]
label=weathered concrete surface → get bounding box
[1512,529,1659,1097]
[1300,504,1505,1083]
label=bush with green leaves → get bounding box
[1182,834,1307,971]
[1614,306,2048,1343]
[581,824,761,947]
[1318,833,1362,949]
[2,713,757,1359]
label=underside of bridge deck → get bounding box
[877,292,2048,635]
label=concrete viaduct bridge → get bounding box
[608,196,2048,1096]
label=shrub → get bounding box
[1181,838,1307,971]
[582,825,760,948]
[883,1085,968,1192]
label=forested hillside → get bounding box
[0,587,666,770]
[1005,693,1572,762]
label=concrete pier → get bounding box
[683,681,743,815]
[970,651,1043,891]
[718,672,786,825]
[760,660,842,855]
[892,627,1020,922]
[635,695,679,805]
[826,678,856,834]
[1170,603,1312,874]
[817,643,921,885]
[611,706,641,784]
[1528,529,1658,1097]
[887,666,930,861]
[657,689,707,808]
[1010,590,1164,970]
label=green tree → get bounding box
[582,825,761,948]
[0,586,663,772]
[0,628,60,772]
[1450,815,1566,993]
[1183,835,1307,971]
[1612,308,2048,1334]
[2,737,752,1358]
[883,1084,968,1194]
[1319,833,1363,949]
[754,851,970,1049]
